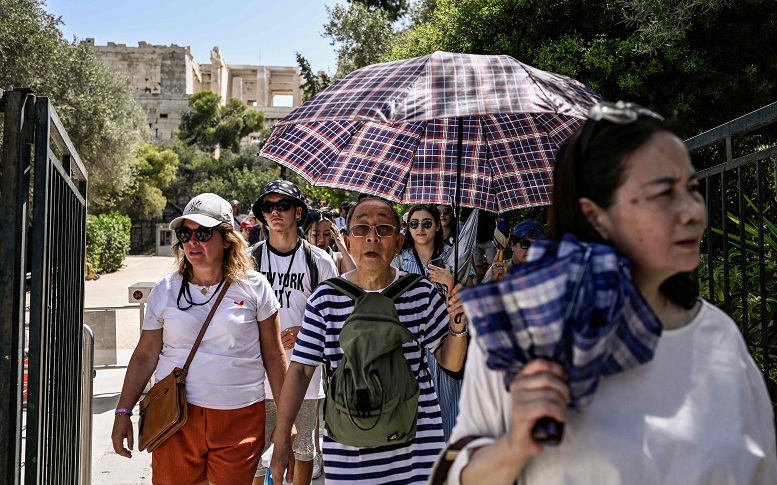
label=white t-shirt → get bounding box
[447,300,777,484]
[142,271,280,410]
[254,239,339,400]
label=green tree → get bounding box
[387,0,777,139]
[117,143,179,220]
[324,2,398,78]
[0,0,149,212]
[178,91,265,154]
[297,52,333,102]
[349,0,409,21]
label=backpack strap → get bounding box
[322,276,364,300]
[382,273,423,300]
[301,239,320,289]
[251,240,265,270]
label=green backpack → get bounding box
[323,273,424,447]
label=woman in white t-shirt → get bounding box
[441,103,777,485]
[111,193,287,485]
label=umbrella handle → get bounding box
[531,417,564,446]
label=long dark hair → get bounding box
[548,115,698,309]
[401,204,445,260]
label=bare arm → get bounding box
[434,284,468,372]
[259,311,287,401]
[111,329,163,458]
[270,362,315,484]
[331,221,356,272]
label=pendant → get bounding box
[200,287,208,295]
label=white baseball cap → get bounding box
[169,193,235,230]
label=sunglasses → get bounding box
[176,226,218,243]
[409,219,434,230]
[348,224,397,238]
[308,210,333,222]
[438,207,452,215]
[510,238,532,250]
[576,101,664,162]
[261,199,294,213]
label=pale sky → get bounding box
[44,0,340,74]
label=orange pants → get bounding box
[151,401,265,485]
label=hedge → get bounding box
[86,212,132,274]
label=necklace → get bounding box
[265,240,298,292]
[177,273,226,311]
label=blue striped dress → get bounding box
[292,273,449,484]
[392,246,467,443]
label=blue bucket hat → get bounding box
[252,180,308,227]
[511,219,546,240]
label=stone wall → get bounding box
[85,39,302,143]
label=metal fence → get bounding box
[0,88,89,484]
[688,101,777,384]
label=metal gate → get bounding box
[0,88,89,484]
[688,102,777,385]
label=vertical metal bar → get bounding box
[705,178,715,303]
[721,138,732,316]
[0,88,34,485]
[737,165,749,346]
[454,116,463,278]
[26,96,52,485]
[755,161,769,378]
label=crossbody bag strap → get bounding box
[179,282,231,376]
[429,436,480,485]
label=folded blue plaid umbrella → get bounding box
[459,234,662,411]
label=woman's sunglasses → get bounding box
[510,238,532,250]
[438,207,452,215]
[176,226,218,243]
[576,101,664,162]
[409,219,434,230]
[261,199,294,213]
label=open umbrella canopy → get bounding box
[459,234,662,409]
[260,51,602,213]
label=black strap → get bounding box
[252,239,319,289]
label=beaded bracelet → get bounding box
[448,326,468,337]
[115,408,133,416]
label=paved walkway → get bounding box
[86,255,325,484]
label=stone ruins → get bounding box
[82,39,302,143]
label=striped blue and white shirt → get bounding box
[292,271,449,484]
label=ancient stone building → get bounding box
[82,39,302,143]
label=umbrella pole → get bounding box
[454,116,463,284]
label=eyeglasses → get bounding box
[510,237,532,250]
[409,219,434,230]
[176,226,218,243]
[261,199,294,213]
[348,224,397,238]
[576,101,664,162]
[308,210,333,222]
[438,207,452,215]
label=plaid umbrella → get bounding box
[458,233,662,443]
[260,51,602,214]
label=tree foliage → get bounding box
[324,2,398,78]
[116,143,179,220]
[349,0,409,21]
[0,0,149,212]
[178,91,265,154]
[386,0,777,139]
[296,52,332,102]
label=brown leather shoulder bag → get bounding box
[138,282,230,452]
